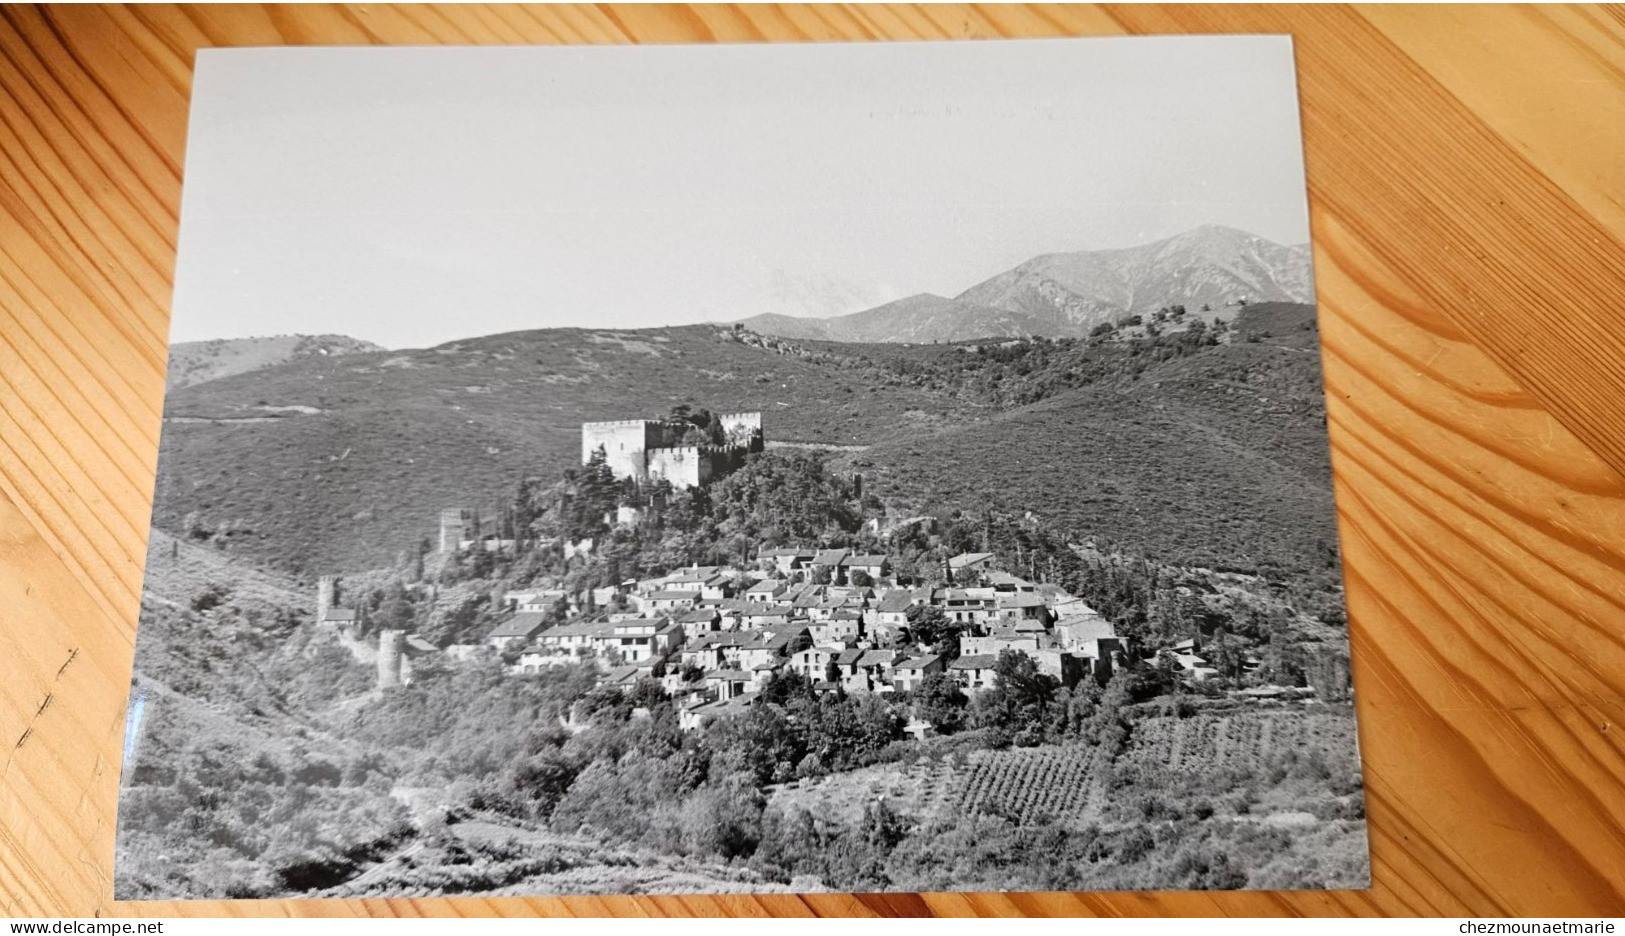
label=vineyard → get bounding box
[1119,707,1361,775]
[954,744,1106,825]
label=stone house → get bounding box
[486,610,551,650]
[891,654,944,692]
[948,654,1001,693]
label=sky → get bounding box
[171,37,1312,349]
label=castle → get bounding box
[581,411,763,490]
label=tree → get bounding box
[912,671,968,734]
[375,582,415,632]
[972,650,1059,744]
[905,605,961,659]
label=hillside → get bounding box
[740,294,1045,344]
[165,334,385,390]
[740,226,1313,343]
[845,304,1341,590]
[150,304,1336,593]
[150,325,982,576]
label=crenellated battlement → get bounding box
[585,410,763,490]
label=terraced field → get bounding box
[1119,707,1361,775]
[955,744,1108,825]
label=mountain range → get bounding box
[737,225,1313,343]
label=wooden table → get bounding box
[3,3,1624,919]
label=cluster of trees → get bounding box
[118,595,413,899]
[803,317,1234,411]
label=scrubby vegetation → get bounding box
[120,302,1365,898]
[152,305,1327,582]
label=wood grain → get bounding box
[2,2,1624,918]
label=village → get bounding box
[309,409,1277,736]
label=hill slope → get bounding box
[740,294,1045,344]
[150,305,1336,591]
[166,334,385,390]
[741,226,1313,343]
[150,325,980,576]
[847,303,1340,589]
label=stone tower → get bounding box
[378,629,405,689]
[317,575,336,623]
[439,508,467,553]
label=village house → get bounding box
[485,610,551,650]
[501,589,566,613]
[941,587,998,626]
[948,552,996,579]
[810,548,849,583]
[840,648,897,693]
[534,618,620,660]
[735,628,803,671]
[873,591,916,632]
[1056,607,1118,658]
[838,554,891,584]
[607,618,683,663]
[948,654,1001,693]
[644,589,701,613]
[744,578,788,603]
[1029,648,1089,688]
[985,571,1038,594]
[633,576,668,596]
[677,607,721,640]
[680,633,747,671]
[1167,639,1215,679]
[787,645,837,681]
[680,692,759,732]
[321,607,359,629]
[759,548,815,576]
[809,610,864,648]
[738,603,793,629]
[994,592,1050,623]
[891,654,943,692]
[960,631,1043,657]
[705,669,755,701]
[599,664,651,693]
[662,569,731,599]
[829,648,865,685]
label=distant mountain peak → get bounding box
[740,225,1313,344]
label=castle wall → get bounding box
[719,412,764,452]
[646,445,710,490]
[582,419,658,482]
[584,413,762,489]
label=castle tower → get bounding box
[439,508,466,553]
[378,629,405,689]
[317,575,336,623]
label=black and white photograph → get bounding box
[116,37,1369,899]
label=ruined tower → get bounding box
[316,575,337,623]
[378,629,405,689]
[438,508,468,553]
